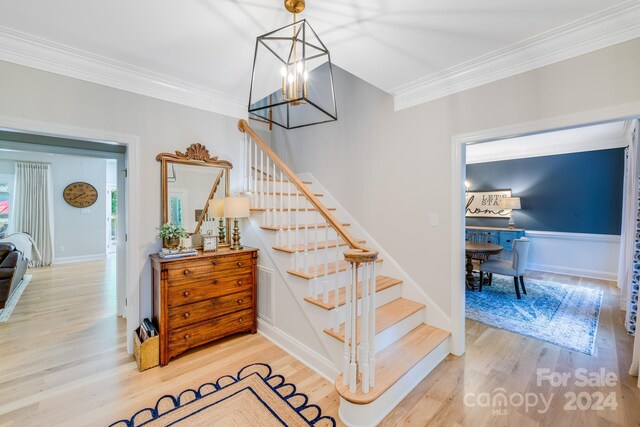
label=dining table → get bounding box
[465,241,503,291]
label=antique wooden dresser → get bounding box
[150,247,258,365]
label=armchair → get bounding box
[0,243,28,309]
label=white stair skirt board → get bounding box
[338,337,450,427]
[0,275,32,323]
[257,318,339,382]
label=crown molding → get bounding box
[393,1,640,111]
[0,26,247,119]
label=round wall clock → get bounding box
[63,182,98,208]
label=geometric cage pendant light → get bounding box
[248,0,337,129]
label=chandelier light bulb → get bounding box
[297,61,304,73]
[303,71,309,81]
[280,66,287,77]
[288,73,294,83]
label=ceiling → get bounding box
[466,121,633,164]
[0,0,638,116]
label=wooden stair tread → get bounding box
[304,275,402,310]
[256,178,312,184]
[287,258,383,280]
[250,207,336,212]
[261,223,350,231]
[335,324,450,404]
[262,192,323,197]
[274,239,365,254]
[323,298,424,343]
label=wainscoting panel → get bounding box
[257,265,275,325]
[525,230,620,281]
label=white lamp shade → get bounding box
[500,197,521,210]
[208,198,225,217]
[224,196,250,218]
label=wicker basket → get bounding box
[133,327,159,371]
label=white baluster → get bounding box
[303,207,309,276]
[369,260,376,388]
[254,140,258,206]
[260,149,264,210]
[287,177,292,250]
[333,228,340,332]
[349,262,358,393]
[273,161,277,227]
[322,221,329,304]
[343,260,352,386]
[279,170,284,248]
[313,211,319,299]
[293,192,299,270]
[361,262,370,394]
[243,134,248,193]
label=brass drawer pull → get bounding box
[238,317,244,323]
[237,261,244,267]
[211,260,218,265]
[184,334,190,340]
[183,291,190,297]
[237,280,243,286]
[211,298,217,305]
[183,312,190,319]
[237,299,243,304]
[211,279,218,285]
[183,269,191,276]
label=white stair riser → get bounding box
[375,308,424,352]
[251,211,343,226]
[338,337,450,427]
[332,286,403,325]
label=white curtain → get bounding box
[10,162,54,267]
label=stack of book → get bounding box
[138,318,157,343]
[158,247,198,259]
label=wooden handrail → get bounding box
[238,119,365,251]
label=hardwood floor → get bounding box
[0,262,637,426]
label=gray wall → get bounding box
[273,38,640,317]
[0,152,108,261]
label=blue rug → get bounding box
[110,363,336,427]
[466,276,603,355]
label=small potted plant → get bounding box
[157,223,188,249]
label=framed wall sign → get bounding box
[465,189,512,218]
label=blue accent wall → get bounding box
[466,148,625,235]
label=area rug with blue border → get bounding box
[466,276,603,355]
[110,363,336,427]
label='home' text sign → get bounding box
[465,190,512,218]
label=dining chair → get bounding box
[479,237,531,299]
[467,232,490,281]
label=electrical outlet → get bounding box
[59,246,64,252]
[430,213,439,227]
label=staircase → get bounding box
[238,120,451,427]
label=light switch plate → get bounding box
[81,208,91,214]
[430,213,439,227]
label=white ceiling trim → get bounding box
[0,26,247,119]
[393,1,640,111]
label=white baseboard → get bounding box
[257,318,339,383]
[525,230,619,281]
[53,253,106,264]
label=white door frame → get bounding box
[0,114,141,354]
[449,101,640,356]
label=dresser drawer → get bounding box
[168,308,254,357]
[168,266,253,286]
[499,231,517,250]
[167,273,253,307]
[167,253,254,280]
[168,289,253,329]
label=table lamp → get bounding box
[208,198,226,243]
[224,196,251,250]
[500,197,521,229]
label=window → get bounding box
[0,182,9,238]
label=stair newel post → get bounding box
[344,248,379,394]
[349,259,358,393]
[343,260,352,386]
[333,227,340,332]
[369,259,376,388]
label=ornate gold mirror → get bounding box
[157,143,233,247]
